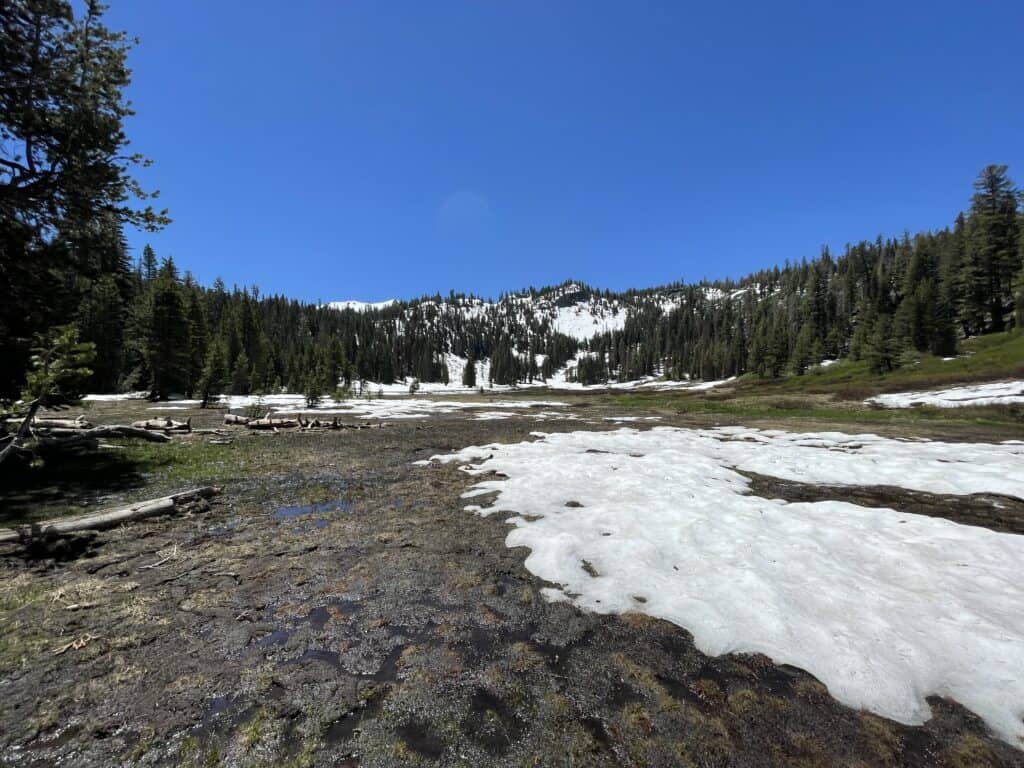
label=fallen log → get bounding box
[2,415,93,430]
[223,413,250,426]
[40,425,172,445]
[300,416,343,430]
[246,416,298,430]
[0,487,221,543]
[132,416,191,433]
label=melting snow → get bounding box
[218,393,566,420]
[868,380,1024,409]
[83,392,149,401]
[419,427,1024,743]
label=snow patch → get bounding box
[218,393,566,420]
[419,427,1024,743]
[868,380,1024,409]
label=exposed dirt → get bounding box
[1,399,1022,767]
[742,471,1024,535]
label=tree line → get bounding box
[574,165,1023,384]
[2,3,1021,410]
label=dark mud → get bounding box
[1,399,1022,767]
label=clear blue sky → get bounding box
[107,1,1024,303]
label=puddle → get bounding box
[191,694,258,743]
[272,499,352,519]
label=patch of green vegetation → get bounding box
[947,733,1000,768]
[0,436,259,524]
[122,439,255,486]
[597,331,1023,421]
[240,706,271,752]
[602,388,1022,429]
[178,736,220,768]
[0,619,49,673]
[752,330,1024,399]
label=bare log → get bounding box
[246,416,298,430]
[41,425,172,444]
[131,416,191,433]
[0,487,221,543]
[3,416,92,430]
[223,413,250,426]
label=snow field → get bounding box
[217,393,568,420]
[419,427,1024,743]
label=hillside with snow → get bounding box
[320,280,754,388]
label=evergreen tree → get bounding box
[462,357,477,387]
[0,1,168,400]
[961,165,1020,333]
[866,314,901,374]
[76,275,125,391]
[230,351,252,395]
[185,291,208,396]
[145,260,190,399]
[197,339,229,407]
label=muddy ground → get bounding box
[1,397,1022,767]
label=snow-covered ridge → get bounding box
[324,299,397,313]
[420,427,1024,744]
[868,380,1024,409]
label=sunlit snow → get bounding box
[868,380,1024,408]
[419,427,1024,743]
[217,393,566,420]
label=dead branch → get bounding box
[54,633,98,655]
[0,398,41,466]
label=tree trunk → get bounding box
[0,399,41,467]
[0,487,220,543]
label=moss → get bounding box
[239,706,270,751]
[947,733,999,768]
[0,619,49,672]
[860,713,899,766]
[622,701,653,736]
[693,678,726,709]
[178,736,220,768]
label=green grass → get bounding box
[755,330,1024,399]
[0,437,258,525]
[595,331,1024,434]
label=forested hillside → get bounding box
[2,4,1022,404]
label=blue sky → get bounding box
[107,1,1024,302]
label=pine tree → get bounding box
[961,165,1020,333]
[185,291,208,397]
[866,313,901,374]
[76,275,125,391]
[790,321,814,375]
[462,357,476,387]
[197,338,229,407]
[146,259,191,399]
[230,351,252,395]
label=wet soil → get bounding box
[1,399,1022,767]
[742,471,1024,535]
